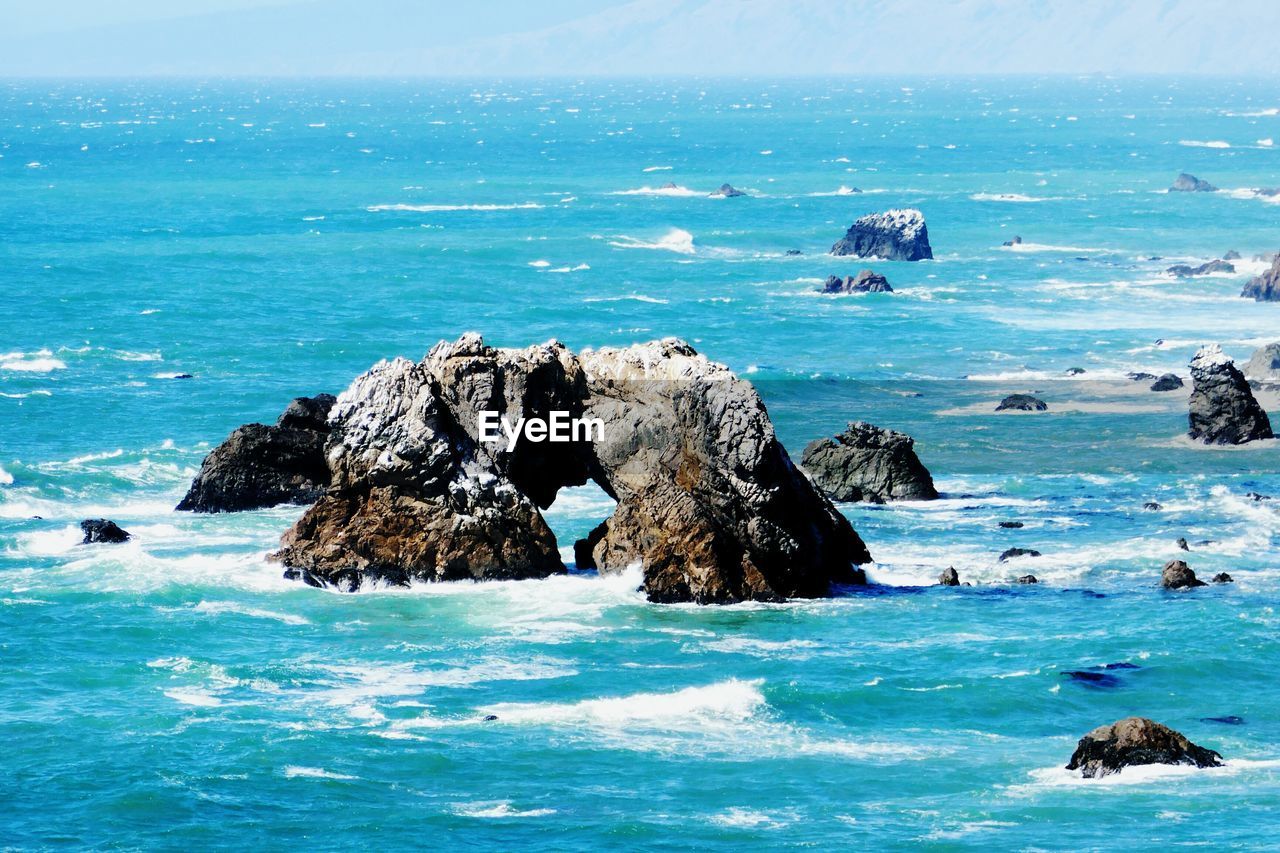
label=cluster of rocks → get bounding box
[820,270,893,293]
[1170,173,1217,192]
[176,393,336,512]
[1187,344,1273,445]
[1161,560,1234,588]
[713,183,747,198]
[1167,258,1234,277]
[831,209,932,261]
[1242,254,1280,302]
[252,335,871,603]
[1002,235,1022,247]
[800,421,937,503]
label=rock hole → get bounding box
[541,481,616,572]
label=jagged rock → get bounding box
[1187,345,1273,445]
[1212,572,1234,584]
[999,521,1024,529]
[938,567,960,586]
[1167,259,1235,277]
[820,269,893,294]
[1244,343,1280,379]
[1150,373,1184,392]
[1176,537,1189,551]
[177,394,336,513]
[1223,250,1241,261]
[831,209,932,261]
[573,520,608,570]
[999,547,1040,562]
[1242,255,1280,302]
[1246,491,1271,501]
[713,183,746,197]
[1066,717,1223,778]
[1002,235,1022,246]
[273,335,871,603]
[801,422,938,503]
[1161,559,1206,589]
[1143,501,1162,510]
[996,394,1047,412]
[80,518,130,544]
[1170,173,1217,192]
[1017,574,1038,584]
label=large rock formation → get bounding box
[820,270,893,294]
[1066,717,1223,778]
[1242,255,1280,302]
[800,421,937,503]
[1244,343,1280,379]
[177,394,336,512]
[272,335,871,603]
[831,209,932,261]
[1187,345,1273,445]
[1169,173,1217,192]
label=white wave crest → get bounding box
[0,349,67,372]
[1179,139,1231,148]
[366,202,543,212]
[609,185,702,197]
[607,228,695,254]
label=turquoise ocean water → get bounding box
[2,77,1279,847]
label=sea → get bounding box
[2,77,1279,848]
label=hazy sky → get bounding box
[3,0,1279,76]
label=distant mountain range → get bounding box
[3,0,1278,76]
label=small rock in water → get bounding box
[999,547,1040,562]
[483,714,499,722]
[1150,374,1183,392]
[80,518,131,544]
[1245,491,1271,502]
[1200,715,1245,725]
[1066,367,1086,375]
[1166,259,1235,277]
[1143,501,1162,510]
[938,566,961,586]
[1017,574,1038,584]
[1002,235,1022,246]
[820,269,893,294]
[784,249,803,256]
[1176,537,1189,551]
[1127,372,1157,382]
[1161,559,1206,589]
[801,421,937,503]
[998,521,1024,529]
[1066,717,1222,778]
[1223,249,1241,261]
[1169,172,1218,192]
[1211,572,1234,584]
[713,183,746,197]
[996,394,1047,412]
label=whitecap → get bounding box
[607,228,695,254]
[192,600,311,626]
[970,192,1059,203]
[609,185,702,198]
[641,165,673,172]
[1179,139,1231,148]
[482,679,765,728]
[164,688,222,707]
[0,464,11,486]
[453,801,556,818]
[282,766,358,780]
[0,349,67,372]
[366,202,543,212]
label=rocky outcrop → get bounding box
[177,394,336,513]
[1017,574,1038,584]
[1224,250,1241,261]
[999,547,1040,562]
[1162,559,1206,589]
[800,421,937,503]
[996,394,1047,412]
[831,209,932,261]
[938,567,960,586]
[1211,572,1234,584]
[1002,235,1022,247]
[1170,173,1217,192]
[1167,259,1234,277]
[1244,343,1280,379]
[1187,345,1273,445]
[713,183,746,197]
[1150,373,1184,392]
[820,270,893,293]
[1242,255,1280,301]
[272,335,871,603]
[80,519,130,544]
[1066,717,1223,778]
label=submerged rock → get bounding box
[938,567,961,586]
[273,335,871,603]
[831,208,932,261]
[177,394,336,513]
[999,521,1024,529]
[999,547,1041,562]
[1201,715,1244,725]
[801,421,937,503]
[1161,559,1206,589]
[820,269,893,293]
[713,183,747,198]
[1187,344,1273,445]
[1150,373,1184,392]
[1166,259,1235,277]
[1211,572,1234,584]
[1244,343,1280,379]
[1176,537,1189,551]
[996,394,1047,412]
[1017,574,1038,584]
[1127,372,1157,382]
[1066,717,1223,778]
[1169,173,1218,192]
[80,518,130,544]
[785,249,803,256]
[1002,235,1023,246]
[1241,254,1280,302]
[1224,250,1242,261]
